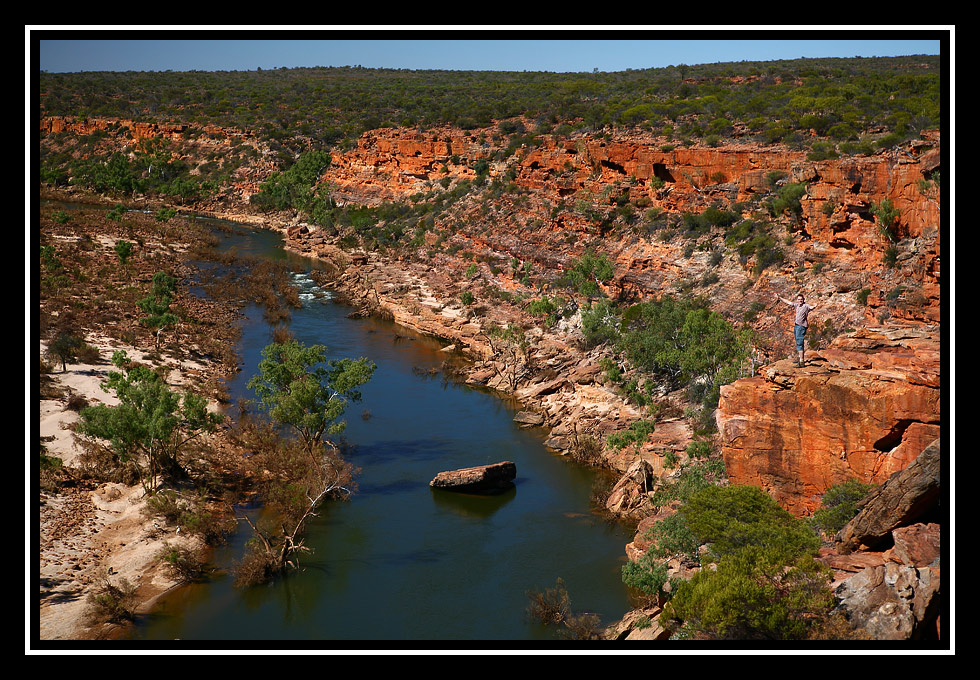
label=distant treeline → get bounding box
[39,55,941,155]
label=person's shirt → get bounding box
[793,301,814,328]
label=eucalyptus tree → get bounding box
[233,339,377,585]
[77,351,223,493]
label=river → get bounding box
[127,216,634,642]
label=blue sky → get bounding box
[33,29,947,74]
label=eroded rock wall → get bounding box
[716,326,940,515]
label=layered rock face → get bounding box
[716,325,940,516]
[321,126,941,329]
[39,115,239,142]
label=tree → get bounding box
[235,340,376,585]
[677,307,747,389]
[232,418,359,587]
[479,322,531,391]
[617,295,747,391]
[114,240,133,264]
[557,249,615,298]
[871,198,900,242]
[138,272,179,350]
[49,332,83,372]
[77,351,223,492]
[246,339,376,461]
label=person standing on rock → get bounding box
[776,293,816,367]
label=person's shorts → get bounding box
[794,324,806,351]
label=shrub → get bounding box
[525,577,603,640]
[644,511,700,561]
[155,207,178,222]
[605,418,656,452]
[48,332,83,372]
[681,484,821,562]
[617,295,748,390]
[525,295,561,323]
[86,572,139,624]
[622,552,671,603]
[808,479,877,537]
[686,440,713,459]
[580,298,619,349]
[233,539,281,588]
[557,249,615,297]
[871,198,900,242]
[662,545,834,640]
[883,244,899,267]
[649,460,722,510]
[157,542,205,582]
[114,239,134,265]
[764,170,787,189]
[660,484,834,640]
[768,183,806,221]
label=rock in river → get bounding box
[429,461,517,493]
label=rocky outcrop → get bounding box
[39,115,249,143]
[835,438,941,553]
[832,557,940,640]
[316,125,941,338]
[817,441,942,640]
[429,461,517,493]
[716,325,940,516]
[604,606,672,641]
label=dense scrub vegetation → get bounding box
[40,56,940,157]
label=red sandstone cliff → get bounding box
[716,325,940,515]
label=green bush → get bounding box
[808,479,877,537]
[680,484,821,562]
[616,295,748,391]
[622,552,671,602]
[643,511,700,561]
[663,544,834,640]
[660,484,834,640]
[649,459,723,510]
[871,198,900,242]
[580,298,619,348]
[525,295,561,323]
[605,418,656,452]
[768,183,806,221]
[556,249,615,297]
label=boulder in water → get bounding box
[430,461,517,493]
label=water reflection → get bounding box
[430,485,517,519]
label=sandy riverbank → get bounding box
[37,336,218,640]
[35,194,246,643]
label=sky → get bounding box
[31,28,948,74]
